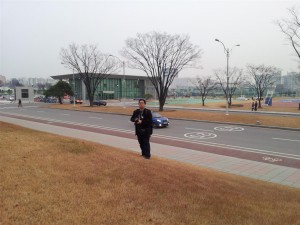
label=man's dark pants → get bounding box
[137,134,151,158]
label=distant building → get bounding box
[282,72,300,96]
[51,73,155,100]
[15,86,34,102]
[0,75,6,85]
[18,77,56,87]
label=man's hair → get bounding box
[139,99,146,104]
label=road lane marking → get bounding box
[214,126,244,132]
[272,138,300,143]
[185,127,214,132]
[184,132,217,139]
[88,117,103,119]
[61,113,70,116]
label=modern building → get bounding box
[15,86,34,102]
[18,77,57,87]
[281,72,300,96]
[0,75,6,85]
[51,73,156,100]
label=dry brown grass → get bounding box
[46,102,300,129]
[1,122,300,225]
[173,100,300,113]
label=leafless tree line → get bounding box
[59,7,299,110]
[61,32,201,110]
[192,65,281,108]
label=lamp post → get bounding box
[72,68,75,106]
[215,38,240,115]
[108,55,125,100]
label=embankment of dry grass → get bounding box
[173,100,300,113]
[1,122,300,225]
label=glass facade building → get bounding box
[51,73,154,100]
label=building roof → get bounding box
[51,73,148,80]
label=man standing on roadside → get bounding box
[18,99,22,107]
[130,99,153,159]
[254,100,258,111]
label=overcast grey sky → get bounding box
[1,0,300,79]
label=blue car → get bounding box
[152,111,169,128]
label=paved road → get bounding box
[0,104,299,169]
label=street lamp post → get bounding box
[215,38,240,115]
[72,68,75,106]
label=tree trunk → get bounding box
[258,100,262,108]
[159,102,164,111]
[159,96,165,111]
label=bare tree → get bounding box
[214,67,243,107]
[60,44,120,106]
[277,7,300,60]
[246,64,281,108]
[10,78,23,87]
[121,31,202,111]
[277,7,300,83]
[37,83,46,90]
[191,76,217,106]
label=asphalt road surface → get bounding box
[1,104,299,169]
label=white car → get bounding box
[236,96,249,101]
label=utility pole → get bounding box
[215,39,240,115]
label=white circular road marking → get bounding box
[214,126,244,132]
[184,132,217,140]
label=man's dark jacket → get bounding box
[130,108,153,136]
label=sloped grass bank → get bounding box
[1,122,300,225]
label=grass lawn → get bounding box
[1,122,300,225]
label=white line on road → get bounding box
[185,127,214,132]
[272,138,300,143]
[88,117,103,119]
[61,113,70,116]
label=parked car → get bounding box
[93,100,107,106]
[45,97,58,103]
[152,111,169,128]
[70,98,83,104]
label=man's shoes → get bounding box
[144,156,150,160]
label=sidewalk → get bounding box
[1,115,299,189]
